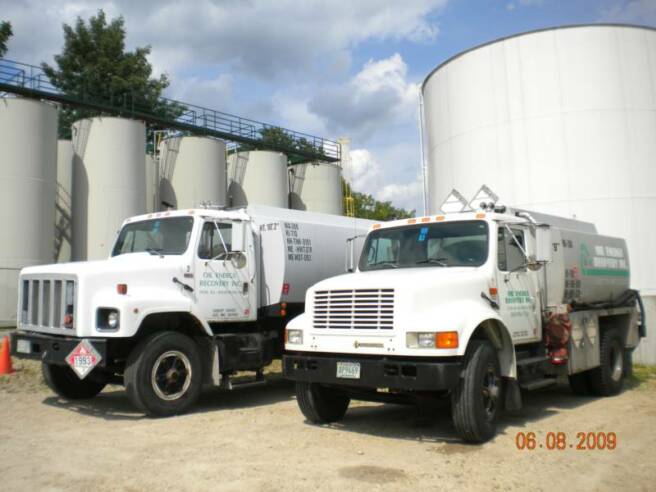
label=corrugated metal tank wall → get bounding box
[56,140,73,263]
[158,136,226,209]
[72,117,146,260]
[145,154,159,213]
[422,24,656,363]
[0,98,57,326]
[227,150,288,208]
[289,162,343,215]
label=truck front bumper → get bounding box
[10,331,108,367]
[283,352,462,391]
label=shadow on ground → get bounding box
[41,373,295,421]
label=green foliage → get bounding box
[42,10,182,138]
[0,21,12,57]
[258,126,320,161]
[342,178,414,221]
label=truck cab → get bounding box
[283,192,644,442]
[11,206,372,416]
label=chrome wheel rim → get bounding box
[151,350,192,401]
[482,364,500,421]
[610,343,623,382]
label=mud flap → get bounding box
[505,378,522,412]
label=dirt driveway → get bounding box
[1,360,655,491]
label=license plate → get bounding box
[16,339,31,354]
[336,361,360,379]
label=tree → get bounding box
[342,178,414,221]
[0,21,12,57]
[259,126,321,162]
[43,10,181,138]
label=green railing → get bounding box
[0,58,340,163]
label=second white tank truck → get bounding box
[283,187,645,442]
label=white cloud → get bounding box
[506,0,544,11]
[0,0,447,79]
[378,180,423,212]
[308,53,420,141]
[599,0,656,23]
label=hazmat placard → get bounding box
[66,340,102,379]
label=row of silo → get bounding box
[421,23,656,363]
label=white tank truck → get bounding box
[283,187,645,443]
[10,205,373,416]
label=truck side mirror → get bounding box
[535,224,552,263]
[231,222,246,252]
[345,237,355,273]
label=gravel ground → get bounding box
[1,359,655,491]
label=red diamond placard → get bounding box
[66,340,102,379]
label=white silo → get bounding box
[0,98,57,326]
[421,24,656,363]
[159,136,226,209]
[227,150,288,208]
[72,117,146,260]
[56,140,74,263]
[289,162,343,215]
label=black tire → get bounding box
[295,381,350,423]
[124,331,203,417]
[42,363,107,399]
[588,329,625,396]
[451,340,503,443]
[568,371,593,396]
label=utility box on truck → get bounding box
[283,187,645,443]
[11,205,373,416]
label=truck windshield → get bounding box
[112,217,195,256]
[359,221,489,271]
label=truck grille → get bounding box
[20,277,76,330]
[313,289,394,330]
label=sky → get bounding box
[2,0,656,213]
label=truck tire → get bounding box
[42,363,107,399]
[568,371,593,396]
[451,340,502,443]
[124,331,203,417]
[588,329,625,396]
[295,382,350,423]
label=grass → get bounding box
[629,364,656,388]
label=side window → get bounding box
[198,222,233,259]
[498,227,526,272]
[368,237,398,264]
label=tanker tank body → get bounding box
[72,117,146,260]
[289,161,344,215]
[56,140,74,263]
[0,98,57,326]
[228,151,288,208]
[159,136,226,210]
[244,205,372,308]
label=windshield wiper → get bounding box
[416,257,448,266]
[146,248,163,257]
[369,261,398,269]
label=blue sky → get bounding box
[2,0,655,212]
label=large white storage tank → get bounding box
[227,150,288,208]
[72,117,146,261]
[421,24,656,363]
[289,162,343,215]
[0,98,57,326]
[145,154,159,213]
[159,136,226,210]
[56,140,74,262]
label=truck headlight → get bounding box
[407,331,459,349]
[107,311,120,329]
[286,329,303,345]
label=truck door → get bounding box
[496,225,542,343]
[194,220,257,322]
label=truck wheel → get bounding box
[451,340,503,443]
[568,371,593,396]
[125,331,203,417]
[295,382,350,423]
[42,363,107,399]
[588,329,625,396]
